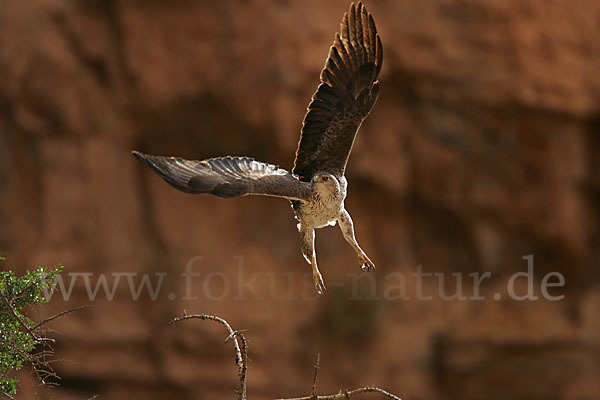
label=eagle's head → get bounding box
[312,173,340,198]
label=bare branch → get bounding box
[311,354,320,399]
[168,313,401,400]
[277,387,402,400]
[277,350,400,400]
[32,305,90,330]
[170,313,247,400]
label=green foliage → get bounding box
[0,259,63,396]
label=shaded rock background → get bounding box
[1,0,599,399]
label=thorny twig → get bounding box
[311,354,320,399]
[170,313,248,400]
[276,387,402,400]
[32,305,90,330]
[277,351,401,400]
[170,313,401,400]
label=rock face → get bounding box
[1,1,599,399]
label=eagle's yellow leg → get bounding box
[300,225,326,294]
[338,209,375,272]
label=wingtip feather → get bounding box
[294,1,383,180]
[132,150,153,167]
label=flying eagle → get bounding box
[133,2,382,294]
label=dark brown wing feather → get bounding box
[292,2,382,181]
[133,151,312,201]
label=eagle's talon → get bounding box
[313,271,326,294]
[358,254,375,272]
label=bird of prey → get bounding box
[133,2,382,294]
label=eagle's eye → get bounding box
[321,176,329,182]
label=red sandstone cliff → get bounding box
[1,1,599,399]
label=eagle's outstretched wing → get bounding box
[293,2,382,182]
[133,151,312,201]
